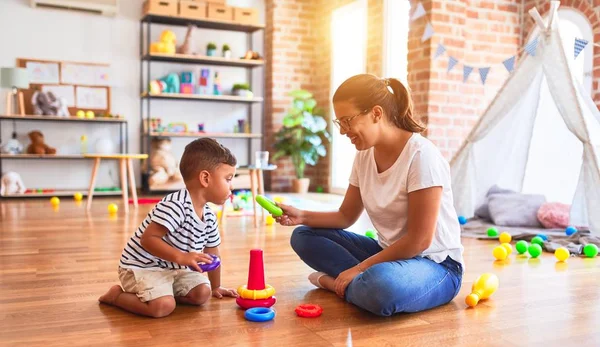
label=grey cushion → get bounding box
[487,193,546,227]
[474,185,516,221]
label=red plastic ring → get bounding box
[295,304,323,318]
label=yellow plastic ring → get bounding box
[237,284,276,300]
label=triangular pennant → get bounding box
[574,37,588,59]
[447,56,458,72]
[525,36,538,56]
[463,65,473,82]
[411,2,426,21]
[421,22,434,42]
[478,67,490,85]
[434,44,446,59]
[503,56,515,73]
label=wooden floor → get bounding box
[1,196,599,347]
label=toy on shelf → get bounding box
[197,69,210,94]
[0,171,26,196]
[198,123,205,132]
[150,30,176,54]
[166,123,187,133]
[1,132,24,154]
[27,130,56,155]
[149,118,163,132]
[80,135,88,154]
[147,137,183,187]
[180,71,194,94]
[241,50,262,60]
[236,249,276,310]
[213,71,221,95]
[149,73,180,95]
[177,25,195,55]
[465,273,499,308]
[207,42,217,56]
[222,44,231,58]
[31,90,69,117]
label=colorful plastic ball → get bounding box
[50,197,60,206]
[487,227,498,237]
[499,232,511,244]
[458,216,467,225]
[501,243,513,255]
[76,110,85,118]
[531,236,544,247]
[493,245,508,261]
[265,215,275,225]
[528,244,542,258]
[85,110,95,119]
[73,192,83,201]
[108,203,118,214]
[365,229,377,239]
[554,247,570,262]
[536,233,548,241]
[583,244,598,258]
[515,240,529,254]
[565,226,577,236]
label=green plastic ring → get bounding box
[256,195,283,217]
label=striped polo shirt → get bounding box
[119,189,220,270]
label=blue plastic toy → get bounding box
[458,216,467,225]
[244,307,275,322]
[536,233,548,241]
[565,226,577,236]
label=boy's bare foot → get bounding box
[99,285,124,305]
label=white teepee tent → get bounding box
[450,1,600,233]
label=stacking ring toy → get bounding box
[191,254,221,272]
[256,195,283,217]
[238,284,275,300]
[295,304,323,318]
[236,296,277,309]
[244,307,275,322]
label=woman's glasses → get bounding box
[332,108,370,131]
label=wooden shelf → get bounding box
[149,131,262,139]
[2,190,121,198]
[142,53,264,67]
[141,93,263,103]
[0,114,127,123]
[0,154,86,159]
[141,14,264,33]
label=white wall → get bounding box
[0,0,264,191]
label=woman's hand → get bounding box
[334,265,363,297]
[274,203,305,226]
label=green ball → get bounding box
[365,229,377,239]
[531,236,544,247]
[487,227,498,237]
[583,244,598,258]
[316,186,324,193]
[515,240,529,254]
[528,244,542,258]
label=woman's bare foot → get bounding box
[308,272,335,292]
[99,285,124,305]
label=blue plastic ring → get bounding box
[244,307,275,322]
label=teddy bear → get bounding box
[147,137,182,187]
[26,130,56,155]
[1,171,26,196]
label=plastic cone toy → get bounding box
[465,273,499,307]
[236,249,276,309]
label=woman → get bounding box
[275,74,464,317]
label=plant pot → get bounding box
[223,50,231,58]
[292,178,310,193]
[233,89,253,98]
[207,48,216,56]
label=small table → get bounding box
[83,154,148,213]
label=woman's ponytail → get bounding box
[387,78,425,133]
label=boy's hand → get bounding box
[177,252,214,272]
[274,203,304,226]
[212,287,238,299]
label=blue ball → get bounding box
[536,233,548,241]
[565,226,577,236]
[458,216,467,225]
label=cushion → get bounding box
[537,202,571,229]
[474,185,516,221]
[487,193,546,227]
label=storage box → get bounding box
[205,0,226,4]
[233,7,259,25]
[143,0,178,16]
[207,3,232,21]
[179,0,206,19]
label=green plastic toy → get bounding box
[515,240,528,254]
[255,195,283,217]
[528,244,542,258]
[365,229,376,239]
[583,244,598,258]
[487,227,498,237]
[531,236,544,247]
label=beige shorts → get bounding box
[118,267,210,302]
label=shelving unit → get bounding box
[140,13,265,194]
[0,114,128,199]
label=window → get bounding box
[383,0,411,83]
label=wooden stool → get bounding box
[83,154,148,213]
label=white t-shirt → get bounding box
[349,133,464,267]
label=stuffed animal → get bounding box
[1,132,24,154]
[150,30,177,54]
[149,73,180,94]
[177,25,195,55]
[26,130,56,155]
[1,171,26,196]
[147,137,182,187]
[31,90,70,117]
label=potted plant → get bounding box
[232,83,253,98]
[272,90,331,193]
[206,42,217,56]
[222,44,231,58]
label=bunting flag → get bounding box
[574,38,588,59]
[463,65,473,82]
[447,56,458,72]
[421,22,435,42]
[503,56,515,73]
[434,44,446,59]
[525,36,538,56]
[479,67,490,85]
[411,2,426,21]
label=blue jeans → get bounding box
[290,226,463,317]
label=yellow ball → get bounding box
[265,215,275,225]
[85,111,95,119]
[493,245,508,261]
[108,203,118,214]
[73,192,83,201]
[501,242,513,255]
[50,197,60,206]
[273,196,284,204]
[499,232,512,244]
[555,247,570,262]
[76,110,85,118]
